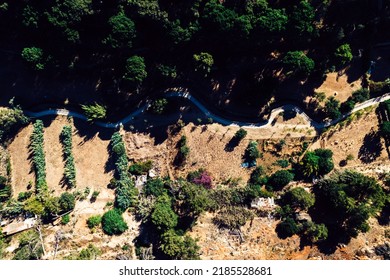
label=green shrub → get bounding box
[213,206,254,229]
[61,214,70,225]
[87,215,102,229]
[244,141,261,162]
[102,209,128,235]
[129,160,153,175]
[275,159,289,168]
[59,192,75,213]
[268,170,294,190]
[17,191,33,202]
[150,98,168,115]
[151,194,178,231]
[81,103,106,121]
[144,178,166,197]
[234,128,247,141]
[21,47,45,70]
[0,106,28,141]
[177,135,190,162]
[77,244,101,260]
[334,43,353,64]
[90,190,100,202]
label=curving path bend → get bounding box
[24,91,390,130]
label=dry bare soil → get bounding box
[4,107,389,259]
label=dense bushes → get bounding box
[30,120,47,195]
[129,160,153,175]
[151,194,178,231]
[60,125,76,188]
[59,192,75,213]
[0,105,28,141]
[268,170,294,191]
[102,209,128,235]
[110,132,138,211]
[87,215,102,229]
[312,171,386,243]
[300,148,334,178]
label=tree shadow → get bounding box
[224,136,240,152]
[358,130,383,163]
[283,109,297,121]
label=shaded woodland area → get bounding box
[0,0,389,121]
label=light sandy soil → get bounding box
[311,106,389,169]
[8,124,35,194]
[314,72,363,103]
[8,116,114,197]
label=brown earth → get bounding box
[311,105,389,171]
[3,107,389,260]
[314,72,363,103]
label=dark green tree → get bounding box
[324,96,341,120]
[123,56,147,84]
[102,209,128,235]
[276,217,301,238]
[313,171,386,242]
[103,11,136,49]
[283,51,315,76]
[21,47,45,70]
[193,52,214,76]
[59,192,75,213]
[268,170,294,191]
[335,44,353,64]
[244,141,261,162]
[234,128,248,141]
[289,1,316,38]
[255,8,288,33]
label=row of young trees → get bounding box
[60,125,76,188]
[29,120,48,196]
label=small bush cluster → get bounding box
[60,125,76,188]
[244,141,261,163]
[87,215,102,229]
[30,120,47,195]
[129,160,153,175]
[177,135,190,162]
